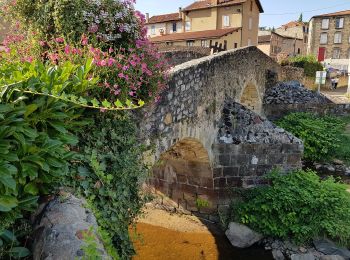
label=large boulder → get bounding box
[32,193,110,260]
[314,239,350,260]
[225,222,263,248]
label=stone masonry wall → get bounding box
[157,46,211,67]
[147,101,303,216]
[141,46,282,163]
[280,66,305,82]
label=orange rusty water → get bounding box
[131,222,219,260]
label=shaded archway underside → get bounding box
[240,83,262,114]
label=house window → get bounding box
[297,48,301,54]
[186,40,194,46]
[166,42,173,46]
[234,43,238,48]
[201,40,209,47]
[185,21,191,31]
[248,17,253,30]
[223,15,230,27]
[321,18,329,29]
[320,33,328,44]
[250,1,253,11]
[332,48,341,59]
[172,22,177,32]
[335,17,344,28]
[304,36,308,43]
[151,26,156,35]
[248,38,252,46]
[334,32,342,43]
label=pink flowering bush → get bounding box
[0,0,168,106]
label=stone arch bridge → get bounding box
[140,46,303,215]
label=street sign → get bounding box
[315,71,326,85]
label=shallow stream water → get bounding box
[131,222,273,260]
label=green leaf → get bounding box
[21,162,39,179]
[102,100,111,108]
[0,196,18,212]
[24,183,39,195]
[48,122,68,134]
[0,230,17,243]
[114,99,123,108]
[138,100,145,107]
[0,174,16,190]
[9,247,31,258]
[18,196,39,211]
[24,104,38,118]
[125,99,132,107]
[91,98,99,107]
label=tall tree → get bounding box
[298,13,303,22]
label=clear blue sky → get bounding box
[135,0,350,28]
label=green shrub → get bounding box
[230,170,350,245]
[69,111,148,259]
[283,55,323,78]
[276,113,344,162]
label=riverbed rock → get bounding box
[291,253,316,260]
[32,194,110,260]
[272,249,286,260]
[320,256,346,260]
[313,238,350,259]
[225,222,263,248]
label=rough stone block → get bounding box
[226,177,242,187]
[213,167,223,178]
[214,178,227,189]
[223,166,240,177]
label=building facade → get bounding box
[275,21,308,54]
[148,0,263,50]
[145,11,183,38]
[258,31,304,61]
[308,10,350,61]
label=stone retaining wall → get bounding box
[280,66,305,82]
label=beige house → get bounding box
[258,31,304,61]
[149,0,263,50]
[308,10,350,61]
[146,11,183,38]
[275,21,309,54]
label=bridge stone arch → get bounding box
[239,82,262,114]
[141,46,303,214]
[151,138,215,211]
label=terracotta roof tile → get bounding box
[147,13,181,24]
[150,27,240,43]
[280,21,306,29]
[313,9,350,18]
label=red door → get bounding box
[318,47,326,62]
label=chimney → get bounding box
[146,13,149,23]
[179,7,182,19]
